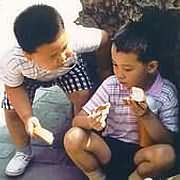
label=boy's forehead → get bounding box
[111,47,140,63]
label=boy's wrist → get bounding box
[136,109,150,119]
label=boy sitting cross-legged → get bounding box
[64,14,178,180]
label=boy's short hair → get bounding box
[112,8,165,63]
[14,4,64,53]
[112,21,159,63]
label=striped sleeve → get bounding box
[0,50,24,87]
[159,81,178,132]
[82,76,111,114]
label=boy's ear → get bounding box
[147,60,159,74]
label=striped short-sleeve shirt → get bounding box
[83,74,178,144]
[0,25,102,87]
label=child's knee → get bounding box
[144,145,175,167]
[135,144,175,177]
[155,144,175,169]
[135,145,175,164]
[64,127,89,153]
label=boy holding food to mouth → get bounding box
[64,15,178,180]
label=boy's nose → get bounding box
[117,72,126,80]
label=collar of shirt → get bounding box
[146,73,163,97]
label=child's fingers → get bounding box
[90,115,105,131]
[31,117,41,127]
[26,121,34,136]
[88,110,107,131]
[130,100,147,110]
[25,117,41,137]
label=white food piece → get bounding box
[96,103,110,128]
[131,87,159,114]
[100,117,106,128]
[34,126,54,145]
[130,87,146,102]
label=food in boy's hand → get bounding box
[95,103,111,128]
[33,126,54,145]
[130,87,146,102]
[89,103,111,128]
[123,86,146,104]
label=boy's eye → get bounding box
[124,68,133,71]
[112,63,118,67]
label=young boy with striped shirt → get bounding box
[0,4,111,176]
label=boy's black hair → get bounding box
[112,7,167,64]
[14,4,64,53]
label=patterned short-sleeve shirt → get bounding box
[0,25,102,87]
[83,74,178,144]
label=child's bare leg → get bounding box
[4,109,33,176]
[134,144,175,178]
[5,109,30,148]
[64,127,111,179]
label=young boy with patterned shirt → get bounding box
[64,18,178,180]
[0,4,111,176]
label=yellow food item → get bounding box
[34,126,54,145]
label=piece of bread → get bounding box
[93,103,111,128]
[130,87,146,102]
[33,126,54,145]
[87,103,111,128]
[95,103,111,116]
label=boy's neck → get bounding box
[143,73,158,91]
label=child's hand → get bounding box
[88,111,106,131]
[87,103,110,131]
[123,87,149,117]
[126,98,148,117]
[25,116,41,137]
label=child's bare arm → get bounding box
[5,85,42,136]
[72,109,107,131]
[72,110,91,128]
[125,87,174,144]
[131,101,174,144]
